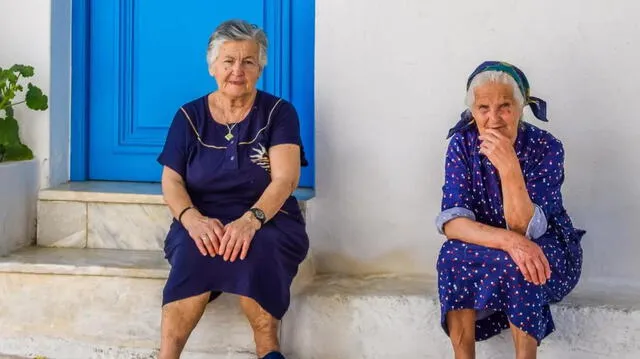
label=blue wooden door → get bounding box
[72,0,314,187]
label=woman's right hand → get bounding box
[504,233,552,286]
[182,210,225,257]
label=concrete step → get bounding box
[4,248,637,358]
[283,275,640,359]
[0,247,313,359]
[36,181,313,250]
[0,342,255,359]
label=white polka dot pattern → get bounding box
[436,122,585,343]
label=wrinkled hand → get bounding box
[218,213,260,262]
[505,233,551,285]
[182,211,224,257]
[479,129,519,173]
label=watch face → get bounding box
[252,208,265,220]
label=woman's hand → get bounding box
[182,210,224,257]
[218,212,261,262]
[479,129,520,173]
[504,233,552,285]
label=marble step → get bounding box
[37,181,313,250]
[0,343,256,359]
[284,275,640,359]
[7,248,636,358]
[0,355,30,359]
[0,247,313,359]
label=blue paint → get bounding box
[50,0,73,185]
[70,0,90,180]
[72,0,315,187]
[293,187,315,201]
[291,0,315,187]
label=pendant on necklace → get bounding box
[225,133,234,141]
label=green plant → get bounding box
[0,64,48,162]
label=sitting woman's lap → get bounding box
[162,218,308,319]
[438,234,578,303]
[437,234,580,341]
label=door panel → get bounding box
[82,0,314,186]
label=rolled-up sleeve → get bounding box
[436,207,476,234]
[436,133,476,235]
[525,204,548,239]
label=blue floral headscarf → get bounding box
[447,61,548,139]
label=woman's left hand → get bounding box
[479,129,519,173]
[218,212,261,262]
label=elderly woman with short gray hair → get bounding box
[157,19,308,359]
[436,61,584,358]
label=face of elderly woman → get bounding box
[471,82,523,143]
[210,40,261,98]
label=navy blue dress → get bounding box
[157,90,309,319]
[436,122,584,343]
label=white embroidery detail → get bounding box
[250,144,270,172]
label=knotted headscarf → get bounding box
[447,61,548,139]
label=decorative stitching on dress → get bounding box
[249,143,271,172]
[180,98,283,150]
[239,98,282,145]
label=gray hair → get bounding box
[207,19,268,68]
[465,71,525,109]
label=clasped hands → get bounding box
[182,210,261,262]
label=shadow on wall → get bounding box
[312,248,434,277]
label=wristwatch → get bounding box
[248,207,266,226]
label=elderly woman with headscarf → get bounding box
[157,19,308,359]
[435,61,584,358]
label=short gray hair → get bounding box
[465,71,525,108]
[207,19,268,68]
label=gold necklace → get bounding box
[211,94,253,141]
[224,122,239,141]
[222,105,253,141]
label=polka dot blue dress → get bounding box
[436,122,585,343]
[157,91,309,320]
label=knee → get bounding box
[437,240,467,270]
[446,309,476,337]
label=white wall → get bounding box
[1,0,638,292]
[0,0,70,188]
[0,0,52,187]
[0,160,38,255]
[309,0,640,291]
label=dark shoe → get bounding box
[261,351,286,359]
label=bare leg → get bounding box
[159,292,210,359]
[239,296,279,358]
[509,322,537,359]
[446,309,476,359]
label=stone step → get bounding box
[5,248,636,358]
[283,275,640,359]
[36,181,313,251]
[0,247,313,359]
[0,342,255,359]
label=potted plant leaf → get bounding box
[0,64,48,256]
[0,64,48,161]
